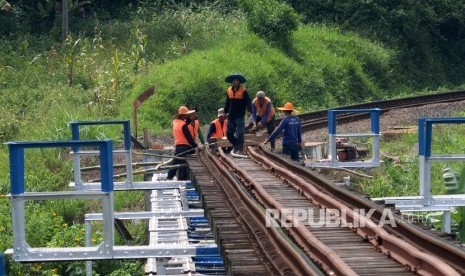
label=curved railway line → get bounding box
[188,90,465,275]
[190,146,465,275]
[283,89,465,131]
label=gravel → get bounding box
[302,100,465,142]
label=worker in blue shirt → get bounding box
[263,102,302,161]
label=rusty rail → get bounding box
[252,145,465,275]
[199,148,324,275]
[217,148,357,275]
[280,89,465,131]
[191,89,465,275]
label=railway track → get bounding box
[185,89,465,275]
[190,148,323,275]
[280,89,465,131]
[188,145,465,275]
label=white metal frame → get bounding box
[6,140,115,262]
[5,140,215,263]
[373,118,465,233]
[306,109,381,168]
[70,120,134,190]
[69,120,190,191]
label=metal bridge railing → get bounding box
[69,120,189,191]
[70,120,133,190]
[5,140,115,261]
[4,139,216,263]
[307,108,381,168]
[374,118,465,233]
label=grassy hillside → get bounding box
[125,24,395,133]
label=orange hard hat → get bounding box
[178,106,195,115]
[277,102,294,111]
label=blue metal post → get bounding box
[0,252,5,276]
[8,145,25,195]
[371,109,380,134]
[123,121,131,151]
[328,110,337,164]
[100,140,114,193]
[418,118,425,157]
[70,122,80,153]
[425,120,433,158]
[418,118,428,199]
[328,110,336,135]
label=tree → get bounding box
[62,0,69,43]
[0,0,11,11]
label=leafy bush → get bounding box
[93,260,144,276]
[0,199,12,252]
[239,0,299,49]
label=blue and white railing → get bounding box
[374,118,465,233]
[70,120,189,190]
[307,108,381,168]
[6,140,115,261]
[5,139,216,262]
[70,120,133,190]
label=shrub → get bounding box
[240,0,299,49]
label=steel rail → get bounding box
[254,145,465,274]
[276,90,465,131]
[217,148,357,275]
[199,148,324,276]
[247,146,459,275]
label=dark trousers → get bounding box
[282,143,300,162]
[256,115,276,150]
[167,145,194,180]
[226,116,245,151]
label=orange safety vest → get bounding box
[253,97,275,123]
[211,118,228,138]
[193,119,200,138]
[227,85,246,99]
[173,119,195,146]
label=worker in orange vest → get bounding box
[224,73,253,155]
[167,106,198,180]
[189,107,206,145]
[207,108,228,141]
[250,91,276,151]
